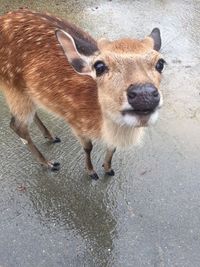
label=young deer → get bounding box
[0,9,165,180]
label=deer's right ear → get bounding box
[56,30,94,76]
[149,28,161,51]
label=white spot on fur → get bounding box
[17,39,23,44]
[4,20,11,30]
[22,53,28,59]
[20,138,28,145]
[15,67,21,73]
[6,63,11,69]
[36,37,43,42]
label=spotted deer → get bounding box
[0,9,165,180]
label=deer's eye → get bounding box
[93,61,108,76]
[155,59,166,73]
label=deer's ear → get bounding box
[56,30,95,76]
[148,28,161,51]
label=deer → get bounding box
[0,9,165,180]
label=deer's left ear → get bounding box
[148,28,161,51]
[56,30,97,76]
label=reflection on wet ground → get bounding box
[0,0,200,266]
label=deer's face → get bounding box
[56,28,165,127]
[92,38,165,127]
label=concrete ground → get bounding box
[0,0,200,266]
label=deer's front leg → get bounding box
[78,136,99,180]
[103,147,116,176]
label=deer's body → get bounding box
[0,10,102,138]
[0,9,164,179]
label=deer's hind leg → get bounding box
[34,112,61,144]
[4,89,60,171]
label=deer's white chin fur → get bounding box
[109,108,159,128]
[122,109,159,127]
[101,109,159,149]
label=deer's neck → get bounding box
[101,116,144,149]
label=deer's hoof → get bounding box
[89,172,99,180]
[105,169,115,176]
[52,137,61,143]
[48,161,60,171]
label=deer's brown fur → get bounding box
[0,9,164,179]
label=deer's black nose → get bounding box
[127,83,160,114]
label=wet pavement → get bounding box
[0,0,200,266]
